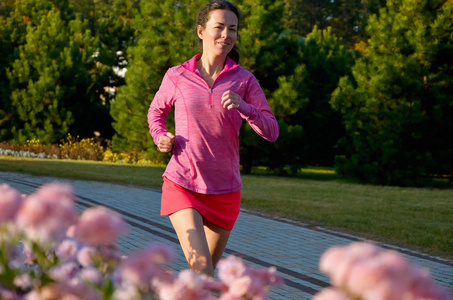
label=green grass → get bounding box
[1,156,452,260]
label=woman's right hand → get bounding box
[157,132,175,152]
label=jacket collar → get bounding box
[182,54,239,73]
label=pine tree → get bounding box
[6,6,93,144]
[110,0,203,161]
[331,0,453,185]
[264,27,354,170]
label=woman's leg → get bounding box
[169,208,214,276]
[203,218,231,269]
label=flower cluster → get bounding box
[59,133,104,161]
[0,183,282,299]
[314,241,451,300]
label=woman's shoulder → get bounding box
[162,64,187,84]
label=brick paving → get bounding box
[1,171,452,299]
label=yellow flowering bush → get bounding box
[0,134,158,165]
[59,134,104,161]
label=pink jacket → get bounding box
[148,54,279,194]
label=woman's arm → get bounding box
[236,75,279,142]
[147,70,177,146]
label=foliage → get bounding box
[110,0,203,162]
[255,26,354,172]
[58,134,104,161]
[0,183,282,299]
[331,0,453,185]
[0,136,160,164]
[281,0,387,47]
[5,2,94,144]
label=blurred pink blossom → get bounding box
[13,273,33,291]
[77,246,96,267]
[313,287,351,300]
[319,241,378,287]
[158,270,216,300]
[78,267,103,286]
[217,255,247,284]
[0,184,23,223]
[118,243,176,290]
[56,238,80,261]
[16,183,77,247]
[73,206,128,246]
[0,182,284,300]
[48,261,80,281]
[0,287,20,300]
[217,255,283,299]
[317,241,452,300]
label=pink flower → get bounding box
[78,267,103,286]
[313,287,351,300]
[77,246,95,267]
[217,256,247,284]
[158,270,215,300]
[228,275,252,297]
[0,287,20,300]
[118,243,176,290]
[13,273,33,290]
[218,293,243,300]
[318,242,452,300]
[0,184,23,223]
[319,242,379,287]
[407,267,452,300]
[73,206,128,246]
[48,262,80,281]
[347,249,411,297]
[56,238,80,261]
[16,183,77,247]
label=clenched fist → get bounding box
[157,132,175,152]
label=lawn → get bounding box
[1,156,452,260]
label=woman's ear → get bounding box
[197,25,204,40]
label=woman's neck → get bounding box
[197,54,226,79]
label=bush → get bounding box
[0,134,157,165]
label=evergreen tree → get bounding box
[70,0,139,139]
[235,0,291,173]
[265,27,354,171]
[110,0,203,161]
[6,6,93,144]
[331,0,453,185]
[0,0,15,17]
[0,15,13,138]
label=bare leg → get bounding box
[169,208,214,276]
[203,218,231,269]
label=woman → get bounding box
[147,0,278,277]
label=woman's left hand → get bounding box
[221,90,241,110]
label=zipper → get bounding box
[194,64,237,108]
[209,88,213,107]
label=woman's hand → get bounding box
[221,90,241,110]
[157,132,175,152]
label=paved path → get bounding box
[1,171,452,299]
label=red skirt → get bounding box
[161,177,241,230]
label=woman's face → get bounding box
[197,9,238,58]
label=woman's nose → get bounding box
[221,27,228,38]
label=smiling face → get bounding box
[197,9,238,58]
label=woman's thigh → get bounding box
[169,208,214,275]
[203,218,231,268]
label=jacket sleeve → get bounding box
[147,69,177,145]
[237,75,279,142]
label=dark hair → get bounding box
[197,0,241,63]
